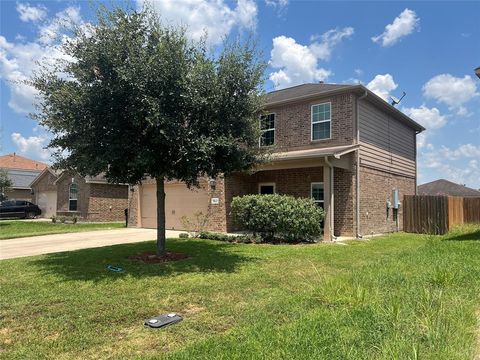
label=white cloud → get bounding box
[440,144,480,161]
[265,0,288,10]
[366,73,398,101]
[38,6,82,45]
[423,74,478,109]
[11,132,51,161]
[419,144,480,188]
[137,0,257,45]
[16,2,47,22]
[0,7,81,114]
[372,8,420,47]
[309,27,354,61]
[402,105,446,130]
[269,27,353,89]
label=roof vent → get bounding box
[318,81,324,84]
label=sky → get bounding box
[1,0,479,188]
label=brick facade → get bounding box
[32,171,57,193]
[55,173,128,221]
[266,93,355,152]
[359,166,415,235]
[334,167,356,237]
[128,86,420,238]
[88,184,128,222]
[224,167,324,232]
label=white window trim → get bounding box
[259,112,276,147]
[311,102,332,141]
[258,182,276,194]
[310,182,324,206]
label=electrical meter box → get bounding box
[392,189,399,209]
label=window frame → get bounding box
[310,182,325,208]
[258,182,276,195]
[259,113,276,147]
[311,102,332,141]
[69,183,78,211]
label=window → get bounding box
[69,183,78,211]
[259,183,275,195]
[260,113,275,146]
[311,182,324,209]
[311,103,331,140]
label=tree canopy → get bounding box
[31,6,267,255]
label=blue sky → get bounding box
[1,0,479,188]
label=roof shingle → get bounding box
[0,153,48,171]
[418,179,480,197]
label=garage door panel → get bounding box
[37,191,57,218]
[140,183,211,230]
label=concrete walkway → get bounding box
[0,228,184,260]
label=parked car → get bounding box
[0,200,42,219]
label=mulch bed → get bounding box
[128,251,190,264]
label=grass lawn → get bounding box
[1,225,479,359]
[0,220,125,240]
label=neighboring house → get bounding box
[418,179,480,197]
[128,83,425,240]
[0,153,47,201]
[30,170,129,221]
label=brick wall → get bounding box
[31,171,57,193]
[266,93,355,152]
[359,166,416,235]
[224,167,325,232]
[127,185,138,227]
[334,167,356,237]
[87,184,128,222]
[56,173,90,219]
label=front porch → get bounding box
[224,145,358,240]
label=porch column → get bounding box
[323,164,333,241]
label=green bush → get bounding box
[231,194,324,242]
[51,216,57,223]
[198,231,262,244]
[59,216,66,224]
[72,216,78,224]
[179,232,189,238]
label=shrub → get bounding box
[72,216,78,224]
[180,211,211,237]
[198,232,262,244]
[179,233,189,238]
[231,194,324,242]
[59,216,66,224]
[51,216,56,223]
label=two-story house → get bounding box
[128,83,424,240]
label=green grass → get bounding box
[1,225,479,359]
[0,220,125,240]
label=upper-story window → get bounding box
[311,103,331,140]
[69,183,78,211]
[260,113,275,147]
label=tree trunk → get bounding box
[156,177,166,256]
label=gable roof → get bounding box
[6,169,43,189]
[0,153,48,171]
[265,83,425,132]
[29,167,60,187]
[418,179,480,197]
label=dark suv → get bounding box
[0,200,42,219]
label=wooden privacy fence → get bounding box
[403,195,480,235]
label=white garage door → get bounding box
[37,191,57,218]
[140,183,211,230]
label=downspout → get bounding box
[324,156,336,241]
[356,90,368,239]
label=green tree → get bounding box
[0,169,13,201]
[31,6,266,256]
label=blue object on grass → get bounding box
[106,265,124,273]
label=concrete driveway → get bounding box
[0,228,184,260]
